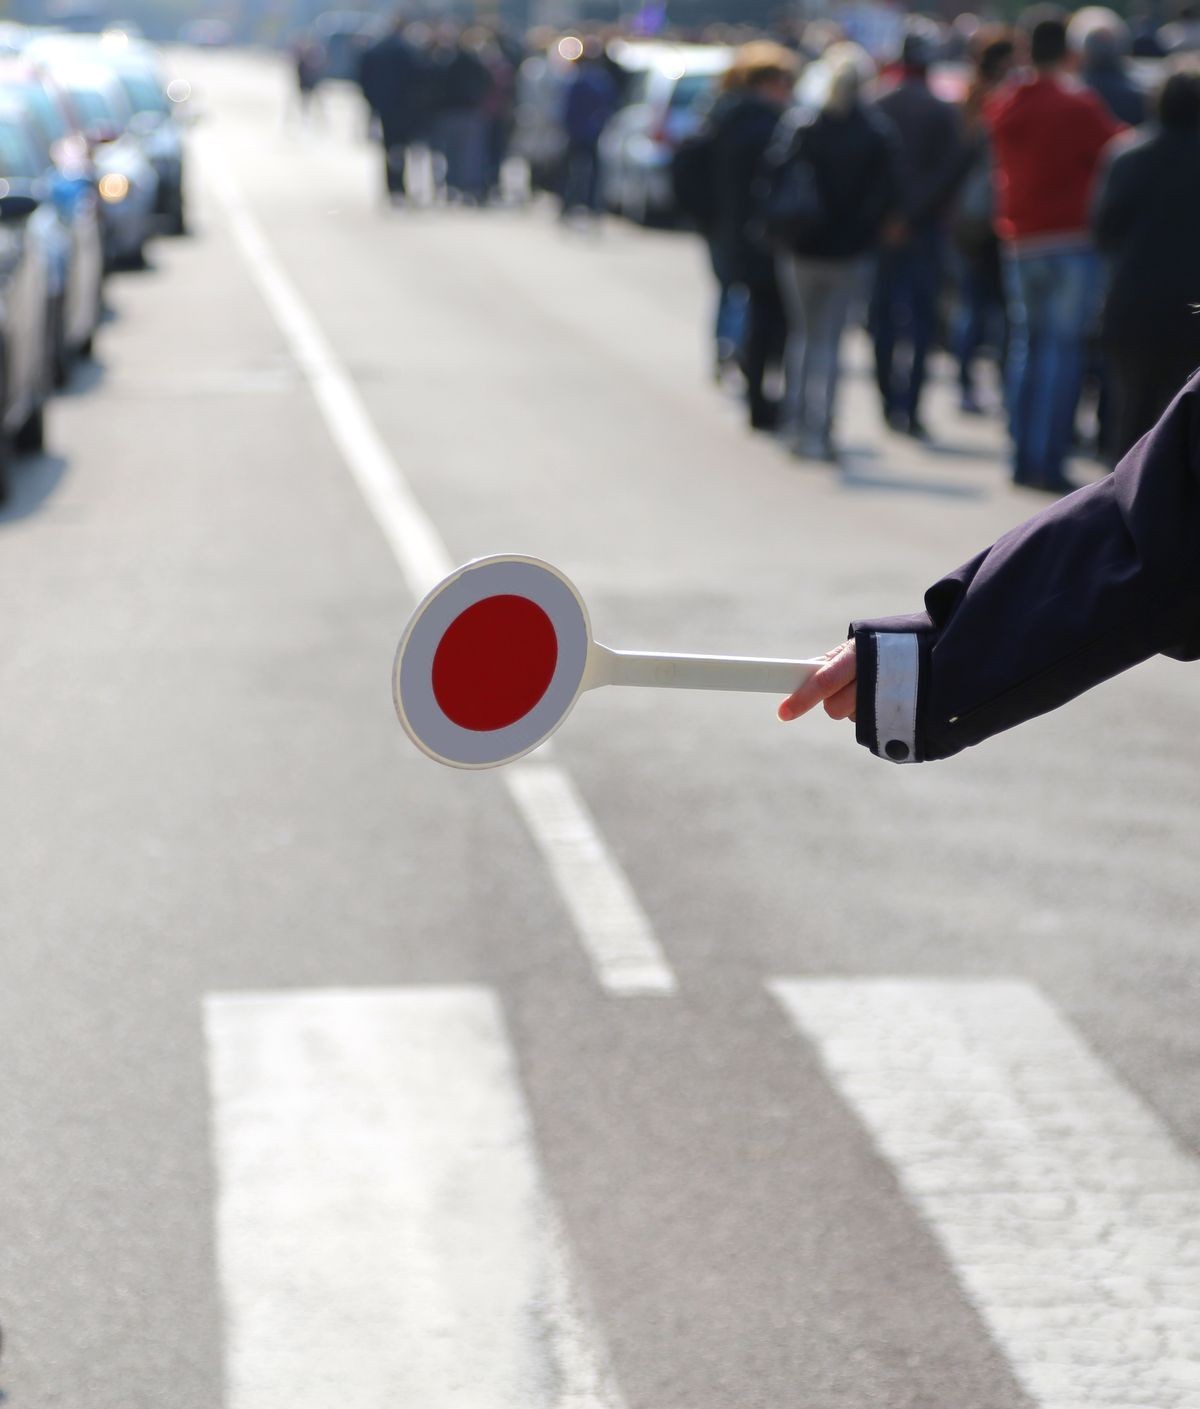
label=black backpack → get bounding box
[671,128,719,228]
[757,110,830,249]
[759,145,827,248]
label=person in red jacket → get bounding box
[987,8,1123,491]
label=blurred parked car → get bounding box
[0,58,104,381]
[598,42,732,225]
[29,51,158,268]
[105,45,188,234]
[25,33,190,236]
[0,105,55,496]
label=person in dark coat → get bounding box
[359,18,427,203]
[778,367,1200,764]
[707,42,799,431]
[768,42,901,459]
[870,23,965,439]
[429,28,493,203]
[1093,61,1200,461]
[292,35,325,122]
[1073,12,1147,125]
[559,38,618,219]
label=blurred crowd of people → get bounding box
[288,4,1200,494]
[291,18,523,203]
[684,8,1200,490]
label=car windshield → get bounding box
[118,70,167,115]
[0,116,41,179]
[9,81,69,144]
[67,85,116,127]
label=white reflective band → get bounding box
[873,632,919,763]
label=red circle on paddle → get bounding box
[432,594,559,732]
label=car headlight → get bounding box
[98,173,131,203]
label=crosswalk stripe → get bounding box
[770,978,1200,1409]
[204,987,627,1409]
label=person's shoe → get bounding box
[885,406,907,433]
[749,400,780,432]
[905,417,931,442]
[791,432,839,462]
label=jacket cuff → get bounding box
[851,615,933,763]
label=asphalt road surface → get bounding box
[2,50,1199,1409]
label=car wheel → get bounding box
[16,404,44,454]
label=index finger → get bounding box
[777,640,857,722]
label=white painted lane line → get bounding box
[199,151,677,998]
[506,761,677,995]
[203,170,452,597]
[770,979,1200,1409]
[205,987,628,1409]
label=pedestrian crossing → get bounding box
[205,987,626,1409]
[204,980,1200,1409]
[772,979,1200,1409]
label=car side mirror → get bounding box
[0,193,40,221]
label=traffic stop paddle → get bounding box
[393,555,822,770]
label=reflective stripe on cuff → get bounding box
[874,633,919,763]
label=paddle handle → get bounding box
[587,644,821,696]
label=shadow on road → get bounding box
[838,463,985,499]
[59,359,107,399]
[0,452,70,523]
[922,438,1006,463]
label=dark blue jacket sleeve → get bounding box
[852,371,1200,763]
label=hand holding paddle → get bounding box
[777,640,858,723]
[393,555,825,769]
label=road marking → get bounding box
[506,761,676,994]
[205,986,628,1409]
[770,978,1200,1409]
[200,153,677,997]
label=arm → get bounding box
[780,375,1200,761]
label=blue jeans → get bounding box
[1003,247,1100,485]
[706,240,748,362]
[953,246,1005,398]
[561,142,602,214]
[869,228,943,424]
[432,110,488,201]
